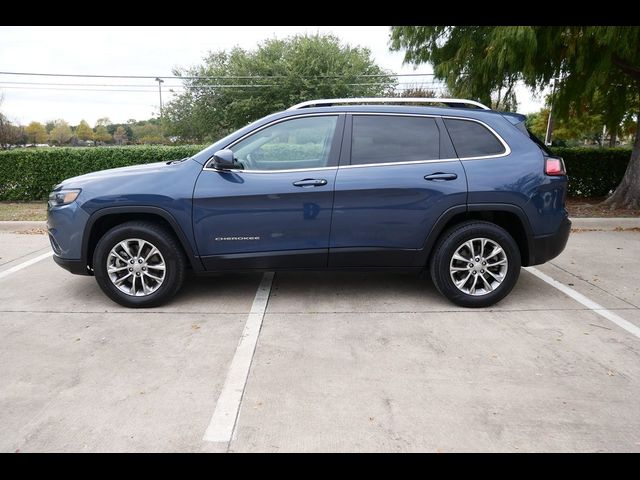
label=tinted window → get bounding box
[444,118,506,158]
[351,116,440,165]
[231,116,338,171]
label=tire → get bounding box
[93,221,186,308]
[429,221,521,308]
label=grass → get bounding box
[0,202,47,221]
[0,196,638,222]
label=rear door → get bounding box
[329,113,467,267]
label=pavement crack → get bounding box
[549,261,640,309]
[0,246,50,268]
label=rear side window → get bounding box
[351,115,440,165]
[444,118,506,158]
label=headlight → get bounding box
[48,189,81,208]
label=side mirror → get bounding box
[212,149,236,170]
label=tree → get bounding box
[164,34,395,143]
[0,115,23,149]
[131,123,165,144]
[93,125,112,144]
[113,125,128,145]
[527,108,606,146]
[391,26,640,208]
[0,95,19,149]
[25,121,49,145]
[76,120,94,142]
[49,119,72,145]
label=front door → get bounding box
[193,114,344,270]
[329,114,467,267]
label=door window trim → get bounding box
[203,113,345,173]
[202,112,511,173]
[342,112,511,168]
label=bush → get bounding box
[259,143,323,162]
[0,145,633,201]
[0,145,205,200]
[551,147,631,197]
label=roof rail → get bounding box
[288,97,491,111]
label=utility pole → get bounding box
[155,77,164,120]
[544,77,557,146]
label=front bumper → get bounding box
[529,216,571,265]
[47,200,91,275]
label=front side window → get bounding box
[231,115,338,171]
[443,118,506,158]
[351,115,440,165]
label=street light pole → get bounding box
[545,77,557,146]
[155,77,164,120]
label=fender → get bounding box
[415,205,467,266]
[466,203,534,236]
[415,203,534,266]
[81,205,205,272]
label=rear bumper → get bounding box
[529,216,571,265]
[52,255,91,275]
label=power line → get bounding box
[0,70,438,80]
[0,86,173,93]
[0,81,448,92]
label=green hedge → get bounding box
[0,145,205,200]
[0,145,633,201]
[552,147,631,197]
[259,143,323,162]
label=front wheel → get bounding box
[430,221,521,308]
[93,221,186,308]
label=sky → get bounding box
[0,26,545,126]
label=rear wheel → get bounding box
[93,221,186,308]
[430,221,521,308]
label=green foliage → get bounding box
[527,108,606,146]
[113,126,128,145]
[391,26,640,207]
[552,147,632,197]
[48,119,73,145]
[390,26,640,120]
[131,122,165,144]
[0,145,630,201]
[165,34,395,143]
[259,144,323,162]
[93,125,112,144]
[0,145,204,200]
[25,121,49,144]
[75,120,94,141]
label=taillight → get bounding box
[545,156,566,176]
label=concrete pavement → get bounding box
[1,218,639,452]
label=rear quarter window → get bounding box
[444,118,506,158]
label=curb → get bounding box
[0,221,47,232]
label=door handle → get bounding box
[424,172,458,181]
[293,178,328,187]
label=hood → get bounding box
[56,160,182,189]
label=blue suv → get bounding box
[47,98,570,308]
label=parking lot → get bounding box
[1,218,639,452]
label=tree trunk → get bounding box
[603,111,640,209]
[608,128,617,147]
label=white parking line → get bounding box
[203,271,275,443]
[525,266,640,339]
[0,252,52,280]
